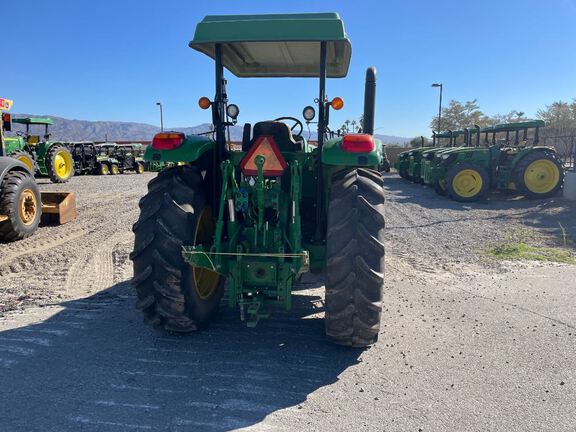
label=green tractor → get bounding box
[131,13,386,347]
[4,117,75,183]
[420,128,478,192]
[112,144,146,174]
[432,120,564,202]
[394,136,434,180]
[95,144,121,175]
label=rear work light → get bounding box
[152,132,185,150]
[342,134,375,153]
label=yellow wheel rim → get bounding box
[54,151,73,179]
[111,165,119,174]
[17,155,34,171]
[452,169,483,198]
[523,159,560,194]
[137,164,144,173]
[18,189,38,226]
[193,207,220,300]
[101,165,109,175]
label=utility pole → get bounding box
[156,102,164,132]
[431,83,443,131]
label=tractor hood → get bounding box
[189,13,351,78]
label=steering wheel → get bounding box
[273,116,303,137]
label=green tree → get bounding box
[430,99,491,131]
[537,99,576,131]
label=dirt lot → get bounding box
[0,172,575,431]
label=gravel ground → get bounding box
[0,171,574,431]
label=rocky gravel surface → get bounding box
[0,171,574,431]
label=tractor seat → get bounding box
[244,121,302,152]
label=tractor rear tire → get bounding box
[445,163,489,202]
[130,166,225,332]
[325,168,385,347]
[46,145,74,183]
[11,151,37,174]
[136,162,145,174]
[0,170,41,242]
[514,151,564,199]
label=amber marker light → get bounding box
[331,97,344,110]
[198,97,211,109]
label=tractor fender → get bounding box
[145,135,216,164]
[321,136,382,167]
[0,157,31,183]
[509,147,558,172]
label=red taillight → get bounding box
[152,132,185,150]
[342,134,375,153]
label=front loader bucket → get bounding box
[40,192,78,225]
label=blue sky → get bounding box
[3,0,576,137]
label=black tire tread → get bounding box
[130,166,223,332]
[325,168,385,347]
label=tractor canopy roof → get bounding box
[189,13,351,78]
[485,120,545,132]
[12,117,54,125]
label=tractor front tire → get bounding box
[136,162,145,174]
[0,170,41,242]
[46,145,74,183]
[98,163,110,175]
[514,151,564,199]
[130,166,225,332]
[325,168,385,347]
[445,163,489,202]
[110,164,120,175]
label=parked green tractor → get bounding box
[113,144,145,174]
[432,120,564,201]
[4,117,75,183]
[95,144,121,175]
[131,13,386,347]
[1,106,77,242]
[420,127,479,191]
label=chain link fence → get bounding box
[541,134,575,172]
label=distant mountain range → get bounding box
[6,114,410,145]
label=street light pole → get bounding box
[156,102,164,132]
[431,83,443,131]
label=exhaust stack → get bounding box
[363,67,376,135]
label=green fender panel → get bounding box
[145,135,215,163]
[509,147,557,171]
[321,136,382,167]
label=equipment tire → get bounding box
[514,151,564,199]
[98,163,110,175]
[325,168,385,347]
[110,164,120,175]
[0,170,41,242]
[446,162,489,202]
[11,151,37,173]
[46,145,74,183]
[130,166,225,332]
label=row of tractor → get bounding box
[394,120,565,202]
[1,115,145,183]
[1,100,77,242]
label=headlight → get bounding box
[302,106,316,121]
[441,154,450,159]
[226,104,240,119]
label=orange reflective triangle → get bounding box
[241,136,287,177]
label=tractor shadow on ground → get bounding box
[0,277,362,431]
[384,172,576,239]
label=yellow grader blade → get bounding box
[40,192,78,225]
